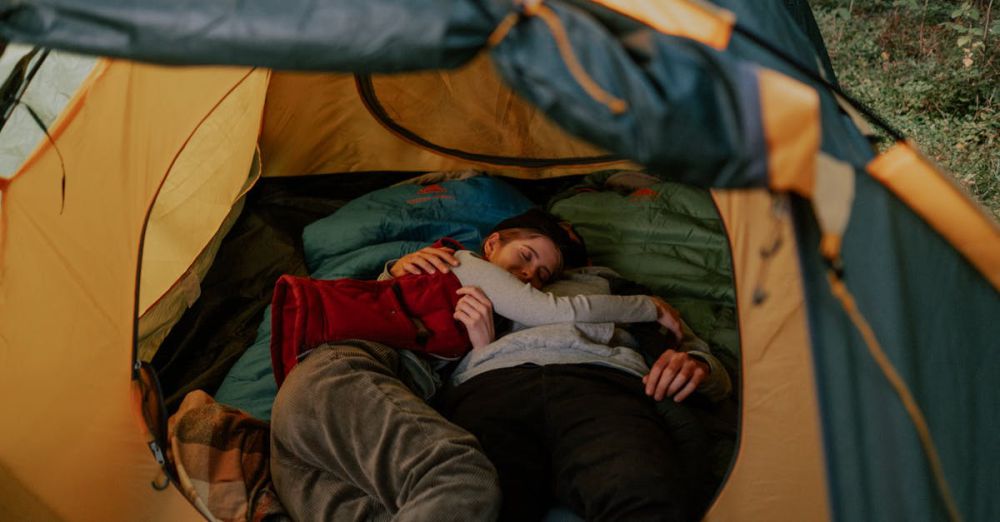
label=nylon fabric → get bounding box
[706,190,829,522]
[0,1,996,521]
[589,0,735,50]
[364,53,616,160]
[488,2,769,187]
[0,60,227,521]
[867,143,1000,290]
[0,0,860,191]
[0,0,496,72]
[138,70,267,314]
[302,176,534,278]
[258,65,636,178]
[796,175,1000,522]
[549,172,739,365]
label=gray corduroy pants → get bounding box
[270,342,500,522]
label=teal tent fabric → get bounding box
[0,0,493,72]
[794,176,1000,522]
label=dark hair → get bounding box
[489,208,588,269]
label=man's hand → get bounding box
[642,349,710,402]
[650,296,682,340]
[390,246,460,277]
[453,286,495,349]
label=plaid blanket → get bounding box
[168,390,288,522]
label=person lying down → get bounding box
[269,208,691,387]
[269,207,734,521]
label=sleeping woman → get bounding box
[269,208,684,385]
[268,208,731,522]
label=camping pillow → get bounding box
[215,175,535,420]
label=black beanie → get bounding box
[490,208,588,269]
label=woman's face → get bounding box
[484,232,561,289]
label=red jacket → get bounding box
[270,239,471,386]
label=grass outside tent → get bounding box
[813,0,1000,219]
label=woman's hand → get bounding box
[453,286,495,350]
[642,349,710,402]
[390,246,460,277]
[650,296,682,340]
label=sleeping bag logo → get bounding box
[628,188,658,202]
[408,184,455,205]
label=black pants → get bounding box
[438,364,717,522]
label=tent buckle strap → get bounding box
[823,254,844,279]
[487,0,543,47]
[751,195,789,306]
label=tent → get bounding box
[0,0,997,520]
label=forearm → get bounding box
[677,321,732,401]
[451,252,657,326]
[632,317,732,401]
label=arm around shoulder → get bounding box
[450,252,658,326]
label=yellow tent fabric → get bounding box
[0,57,830,521]
[0,61,265,521]
[707,191,829,521]
[259,54,637,179]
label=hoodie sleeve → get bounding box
[450,251,658,327]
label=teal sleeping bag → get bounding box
[215,176,534,419]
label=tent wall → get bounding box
[796,170,1000,522]
[259,53,637,178]
[0,0,996,520]
[0,60,266,521]
[136,111,265,361]
[0,461,62,522]
[138,187,247,362]
[706,190,829,521]
[138,75,265,315]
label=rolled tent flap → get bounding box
[486,1,770,186]
[138,74,265,316]
[0,0,815,189]
[0,0,495,72]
